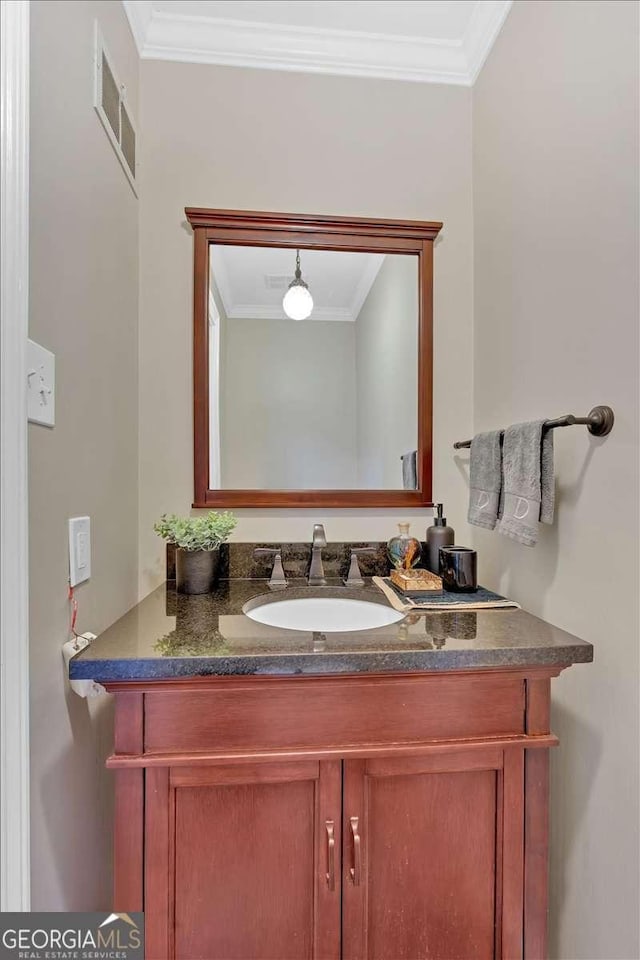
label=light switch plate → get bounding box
[69,516,91,587]
[27,338,55,426]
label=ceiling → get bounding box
[209,246,386,322]
[123,1,513,85]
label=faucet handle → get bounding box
[345,547,376,587]
[312,523,327,546]
[253,547,287,588]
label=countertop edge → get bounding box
[70,645,594,682]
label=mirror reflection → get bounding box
[208,245,419,490]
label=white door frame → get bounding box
[1,0,31,911]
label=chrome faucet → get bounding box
[253,547,287,588]
[345,547,377,587]
[308,524,327,586]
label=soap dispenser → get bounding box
[426,504,455,573]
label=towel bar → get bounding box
[453,405,614,450]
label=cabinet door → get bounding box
[342,749,524,960]
[145,760,342,960]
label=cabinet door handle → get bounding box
[349,816,361,886]
[325,820,335,890]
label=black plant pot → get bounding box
[175,547,221,594]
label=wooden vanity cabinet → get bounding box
[341,751,520,960]
[107,669,560,960]
[146,759,341,960]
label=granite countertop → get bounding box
[69,578,593,682]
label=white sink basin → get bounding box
[243,595,404,633]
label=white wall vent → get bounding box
[263,275,292,290]
[94,24,137,194]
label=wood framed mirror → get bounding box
[186,208,442,508]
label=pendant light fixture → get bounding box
[283,249,313,321]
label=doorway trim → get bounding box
[1,0,31,911]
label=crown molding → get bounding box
[463,0,513,83]
[227,304,356,323]
[122,0,153,53]
[122,1,512,86]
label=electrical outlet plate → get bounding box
[69,516,91,587]
[27,338,55,427]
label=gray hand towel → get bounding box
[401,450,417,490]
[468,431,502,529]
[497,421,555,546]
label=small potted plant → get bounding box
[153,511,237,594]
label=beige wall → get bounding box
[355,254,419,487]
[29,0,138,909]
[473,2,639,957]
[220,314,357,489]
[27,0,638,934]
[138,62,474,593]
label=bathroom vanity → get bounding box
[70,572,592,960]
[69,208,593,958]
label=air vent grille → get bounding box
[101,52,119,140]
[94,23,137,195]
[120,102,136,178]
[264,275,292,290]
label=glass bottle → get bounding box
[387,522,422,570]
